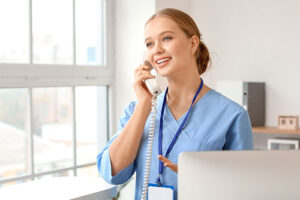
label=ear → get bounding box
[190,35,200,55]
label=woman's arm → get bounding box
[225,109,253,150]
[109,100,151,176]
[109,64,155,176]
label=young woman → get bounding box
[97,8,253,200]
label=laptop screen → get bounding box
[178,150,300,200]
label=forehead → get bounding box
[144,16,183,39]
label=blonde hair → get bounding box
[146,8,210,75]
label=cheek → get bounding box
[145,52,153,64]
[146,53,151,61]
[171,42,190,61]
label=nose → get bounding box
[153,42,164,55]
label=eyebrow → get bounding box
[144,31,175,42]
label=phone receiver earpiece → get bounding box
[145,78,161,96]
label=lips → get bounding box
[155,57,171,68]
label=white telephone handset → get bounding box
[143,60,167,97]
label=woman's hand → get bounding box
[133,64,155,104]
[158,155,178,173]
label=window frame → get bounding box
[0,0,115,185]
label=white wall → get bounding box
[155,0,190,12]
[114,0,155,131]
[156,0,300,127]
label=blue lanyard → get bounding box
[156,78,204,186]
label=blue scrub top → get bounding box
[97,89,253,200]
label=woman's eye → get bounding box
[146,42,153,48]
[163,36,172,41]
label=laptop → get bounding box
[178,150,300,200]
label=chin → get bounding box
[160,64,182,77]
[155,64,172,76]
[156,67,169,75]
[157,70,175,78]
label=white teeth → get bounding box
[156,58,170,64]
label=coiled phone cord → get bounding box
[140,96,157,200]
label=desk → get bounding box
[0,177,117,200]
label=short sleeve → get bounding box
[97,101,137,185]
[224,110,254,150]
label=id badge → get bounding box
[147,183,174,200]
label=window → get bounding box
[0,0,29,63]
[0,0,112,187]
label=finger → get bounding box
[136,70,152,77]
[135,71,155,82]
[158,155,178,173]
[158,156,175,169]
[137,64,152,72]
[163,161,178,173]
[164,162,175,169]
[139,63,152,70]
[135,74,155,83]
[143,62,153,70]
[165,163,178,173]
[134,65,145,74]
[134,66,152,78]
[158,155,170,164]
[142,63,152,70]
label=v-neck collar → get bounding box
[163,89,213,124]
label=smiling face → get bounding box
[144,16,196,77]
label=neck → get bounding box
[166,66,202,103]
